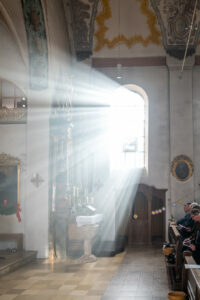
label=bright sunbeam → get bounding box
[0,48,147,256]
[48,63,147,247]
[59,68,146,250]
[109,86,145,171]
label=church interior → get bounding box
[1,0,200,299]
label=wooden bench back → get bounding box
[168,225,183,280]
[182,256,200,300]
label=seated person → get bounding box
[171,203,194,237]
[171,202,191,225]
[182,208,200,264]
[188,204,200,237]
[182,204,200,238]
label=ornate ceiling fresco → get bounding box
[64,0,200,61]
[94,0,161,51]
[21,0,200,67]
[150,0,200,59]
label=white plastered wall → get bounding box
[0,0,73,257]
[90,59,200,242]
[0,23,27,242]
[0,16,50,258]
[89,65,169,241]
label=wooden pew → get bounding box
[182,256,200,300]
[168,225,183,280]
[166,225,183,289]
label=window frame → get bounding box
[118,84,148,171]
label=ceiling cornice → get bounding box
[63,0,100,61]
[150,0,200,59]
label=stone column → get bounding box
[167,56,194,219]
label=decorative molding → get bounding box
[66,0,100,60]
[94,0,161,52]
[171,155,193,182]
[0,153,20,166]
[0,108,27,124]
[150,0,200,59]
[31,173,44,188]
[22,0,48,89]
[0,78,27,124]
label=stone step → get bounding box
[0,250,37,276]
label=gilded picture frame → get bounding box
[0,153,20,215]
[171,155,193,182]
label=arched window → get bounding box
[109,84,148,171]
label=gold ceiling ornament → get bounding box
[94,0,161,52]
[150,0,200,60]
[171,155,193,182]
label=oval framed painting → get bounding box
[171,155,193,182]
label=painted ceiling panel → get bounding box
[93,0,164,58]
[93,0,200,59]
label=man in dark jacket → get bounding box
[171,203,194,238]
[184,208,200,264]
[177,202,193,226]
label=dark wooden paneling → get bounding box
[151,196,164,238]
[128,184,166,245]
[128,191,148,245]
[195,56,200,65]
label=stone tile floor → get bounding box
[102,245,170,300]
[0,245,170,300]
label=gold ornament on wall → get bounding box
[94,0,161,52]
[171,155,193,182]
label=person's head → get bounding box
[191,205,200,210]
[190,208,200,222]
[184,202,191,213]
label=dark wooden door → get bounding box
[128,184,166,245]
[151,196,164,241]
[128,191,149,245]
[151,188,166,243]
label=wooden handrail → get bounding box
[170,225,181,238]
